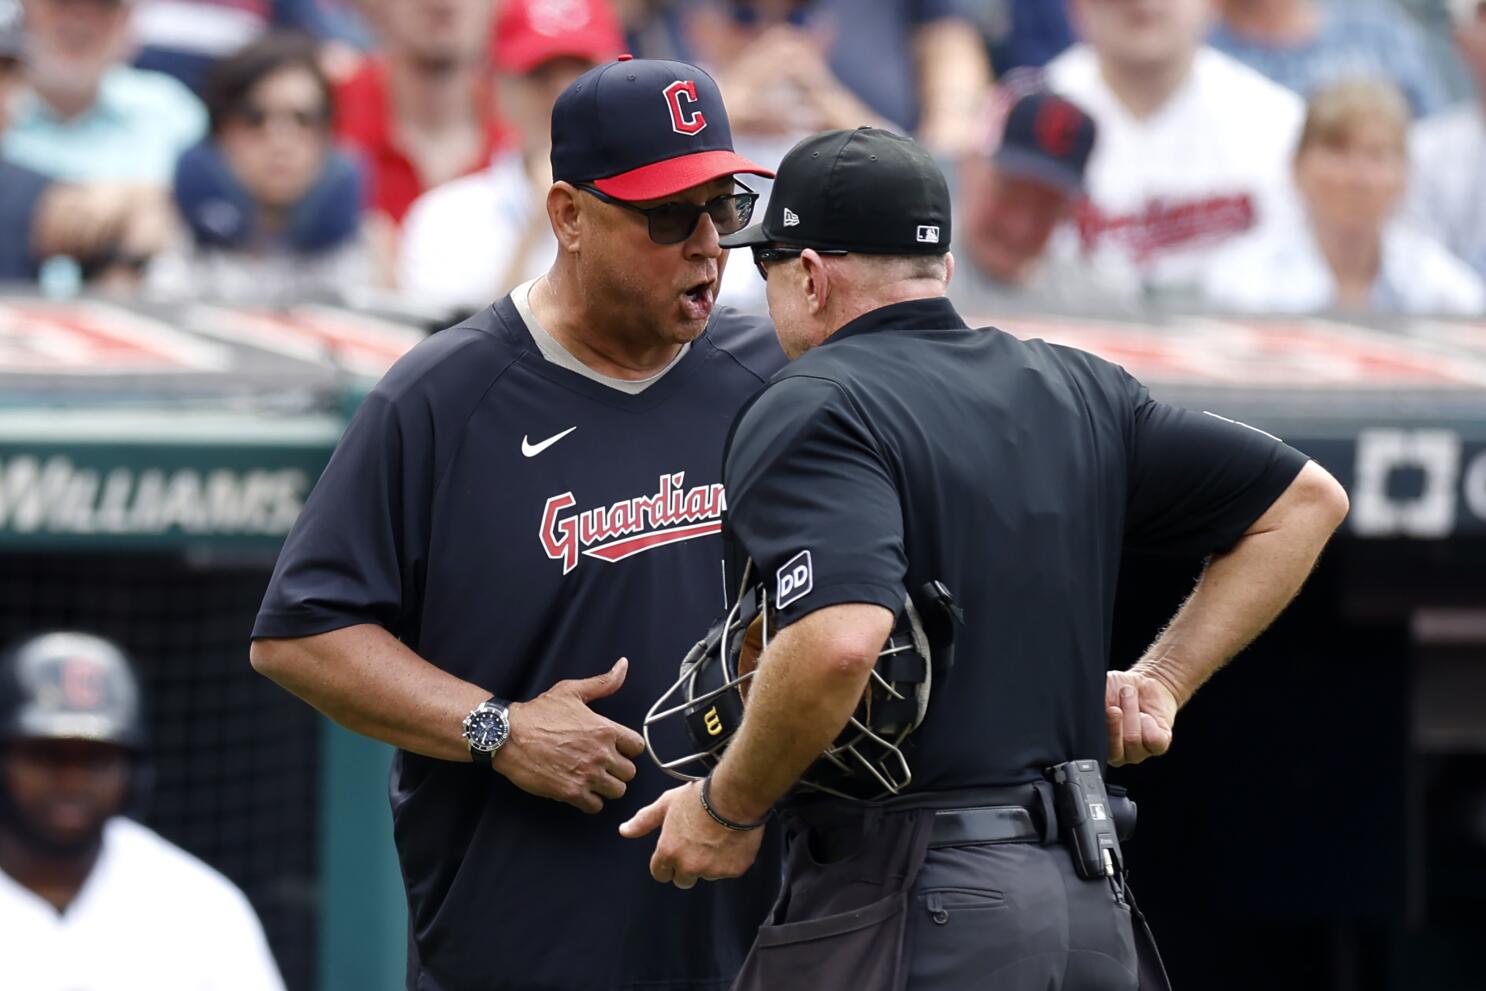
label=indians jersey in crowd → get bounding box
[1045,44,1305,300]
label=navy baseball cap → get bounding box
[550,56,772,202]
[992,91,1096,195]
[721,127,950,254]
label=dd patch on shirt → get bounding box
[776,550,813,608]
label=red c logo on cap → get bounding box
[663,80,707,136]
[1034,98,1081,158]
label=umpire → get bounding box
[623,127,1350,989]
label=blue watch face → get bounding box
[465,706,509,752]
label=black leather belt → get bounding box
[929,805,1042,848]
[799,789,1052,862]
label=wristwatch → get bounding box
[462,697,511,766]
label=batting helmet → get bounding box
[644,562,961,800]
[0,632,146,750]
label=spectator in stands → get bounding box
[684,0,892,146]
[130,0,341,93]
[1409,0,1486,280]
[1210,0,1448,117]
[639,0,990,155]
[399,0,623,308]
[977,0,1076,74]
[618,0,690,58]
[147,33,374,302]
[0,632,286,989]
[1044,0,1305,302]
[678,0,989,307]
[0,9,174,287]
[2,0,206,183]
[1204,79,1484,314]
[336,0,508,226]
[950,89,1134,318]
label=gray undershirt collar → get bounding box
[512,278,690,395]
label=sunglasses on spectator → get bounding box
[578,182,759,245]
[751,245,848,280]
[234,104,329,131]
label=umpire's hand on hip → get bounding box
[1104,668,1178,766]
[492,657,646,814]
[618,782,765,889]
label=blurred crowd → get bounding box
[1,0,1484,319]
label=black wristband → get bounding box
[699,775,770,832]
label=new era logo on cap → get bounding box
[783,208,801,227]
[916,225,940,243]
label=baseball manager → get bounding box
[251,58,784,990]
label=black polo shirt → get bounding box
[723,296,1308,791]
[254,298,785,990]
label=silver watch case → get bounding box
[463,698,510,763]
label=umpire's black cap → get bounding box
[720,127,951,254]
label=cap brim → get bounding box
[992,147,1083,195]
[592,149,775,202]
[718,223,772,249]
[496,39,621,76]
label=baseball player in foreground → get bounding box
[251,57,785,990]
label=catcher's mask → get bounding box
[644,563,961,800]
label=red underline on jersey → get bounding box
[582,520,723,563]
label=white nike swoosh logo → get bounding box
[521,426,577,458]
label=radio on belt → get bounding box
[1047,759,1123,880]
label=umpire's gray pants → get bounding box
[906,842,1140,990]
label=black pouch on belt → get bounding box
[1047,759,1124,880]
[731,805,936,991]
[1047,761,1172,991]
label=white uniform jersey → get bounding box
[1,817,286,991]
[1044,44,1305,300]
[1408,103,1486,281]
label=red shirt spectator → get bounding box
[334,0,510,226]
[335,60,509,224]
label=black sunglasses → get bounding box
[751,245,848,280]
[579,182,759,245]
[235,104,329,131]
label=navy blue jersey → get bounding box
[723,297,1308,792]
[254,298,786,990]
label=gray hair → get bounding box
[837,252,950,284]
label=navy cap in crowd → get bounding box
[993,91,1097,195]
[721,127,951,255]
[550,55,772,201]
